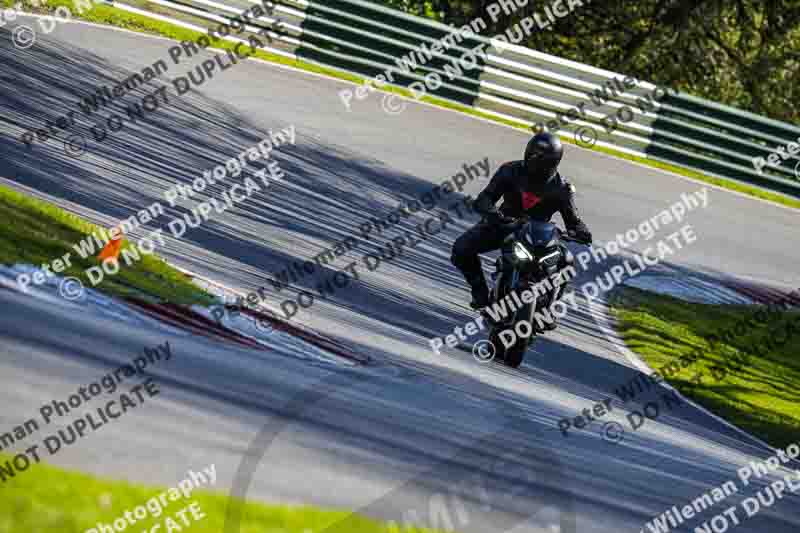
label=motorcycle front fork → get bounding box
[489,262,518,304]
[492,268,570,313]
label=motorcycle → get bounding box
[480,218,581,368]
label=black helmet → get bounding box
[524,132,563,181]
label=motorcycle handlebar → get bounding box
[499,218,525,229]
[493,216,590,245]
[561,232,590,245]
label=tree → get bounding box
[368,0,800,122]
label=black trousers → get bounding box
[450,221,514,285]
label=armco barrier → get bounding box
[113,0,800,197]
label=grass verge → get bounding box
[0,453,441,532]
[0,183,213,304]
[609,286,800,449]
[8,0,800,211]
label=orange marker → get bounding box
[97,226,123,262]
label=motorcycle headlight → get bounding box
[513,242,534,261]
[539,250,561,268]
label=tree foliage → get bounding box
[372,0,800,123]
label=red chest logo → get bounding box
[521,192,542,209]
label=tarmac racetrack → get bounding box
[1,19,799,533]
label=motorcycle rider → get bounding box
[451,132,592,323]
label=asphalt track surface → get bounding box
[1,18,799,533]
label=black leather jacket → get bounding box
[473,160,592,243]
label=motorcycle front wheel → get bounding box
[489,301,535,368]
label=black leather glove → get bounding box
[485,210,514,226]
[566,229,592,245]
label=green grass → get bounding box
[610,286,800,449]
[8,0,800,211]
[0,453,444,533]
[0,184,213,304]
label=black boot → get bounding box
[542,319,558,331]
[540,282,571,332]
[468,275,490,310]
